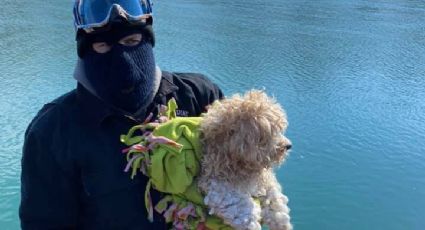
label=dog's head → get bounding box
[200,90,291,176]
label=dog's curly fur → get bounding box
[198,90,292,230]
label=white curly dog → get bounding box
[197,90,293,230]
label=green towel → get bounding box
[121,99,231,229]
[150,116,203,196]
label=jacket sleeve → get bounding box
[197,73,225,105]
[175,72,225,113]
[19,105,79,230]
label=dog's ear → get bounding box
[226,117,262,163]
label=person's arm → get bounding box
[175,72,225,113]
[20,106,79,230]
[196,73,224,107]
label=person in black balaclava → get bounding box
[20,1,224,229]
[76,22,159,117]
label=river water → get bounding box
[0,0,424,229]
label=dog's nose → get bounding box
[286,144,292,150]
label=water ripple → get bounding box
[1,0,425,229]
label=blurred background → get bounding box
[1,0,424,229]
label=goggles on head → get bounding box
[73,0,153,34]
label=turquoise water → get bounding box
[1,0,425,229]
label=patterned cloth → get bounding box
[121,99,231,230]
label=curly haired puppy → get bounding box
[198,90,292,230]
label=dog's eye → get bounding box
[258,136,264,144]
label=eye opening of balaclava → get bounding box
[77,23,160,117]
[77,22,155,58]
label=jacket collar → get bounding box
[76,70,179,126]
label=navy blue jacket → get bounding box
[20,71,224,229]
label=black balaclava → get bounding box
[78,25,159,116]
